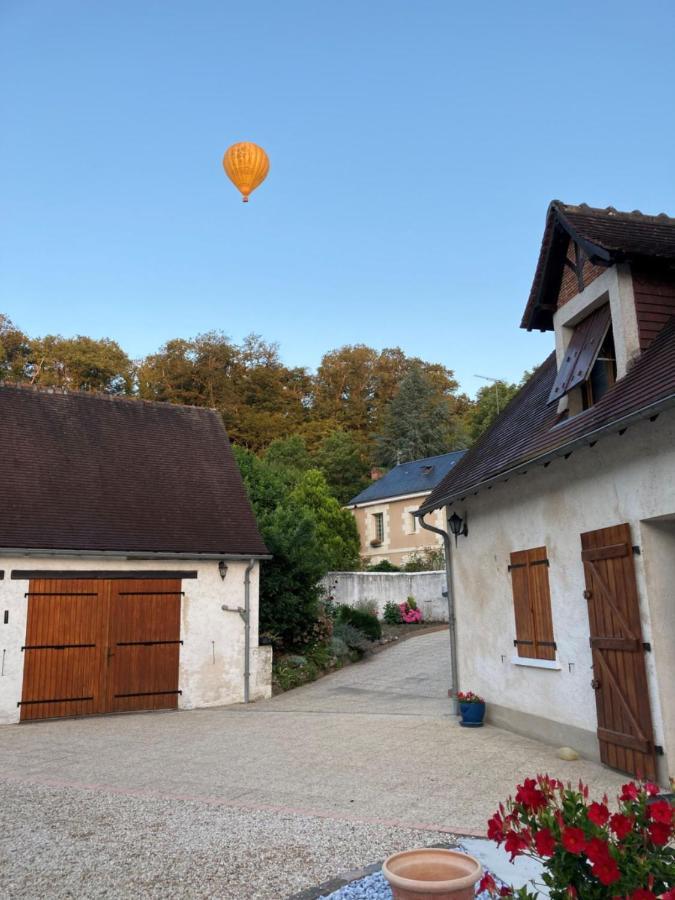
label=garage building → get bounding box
[0,384,272,724]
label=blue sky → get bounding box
[2,1,674,396]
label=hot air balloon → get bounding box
[222,142,269,203]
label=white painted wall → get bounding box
[447,410,675,782]
[0,556,271,725]
[322,570,449,622]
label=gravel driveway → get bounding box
[0,632,626,898]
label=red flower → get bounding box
[515,778,547,811]
[591,855,620,885]
[659,890,675,900]
[610,812,634,839]
[585,836,611,865]
[534,827,556,857]
[631,890,656,899]
[648,821,671,846]
[644,781,660,796]
[479,873,497,894]
[621,782,640,802]
[504,831,529,860]
[648,800,674,825]
[487,813,505,843]
[562,827,587,854]
[498,890,513,898]
[587,801,610,826]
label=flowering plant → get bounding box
[480,776,674,899]
[399,597,422,623]
[457,690,485,704]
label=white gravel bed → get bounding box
[0,779,454,899]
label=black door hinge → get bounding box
[643,642,652,652]
[632,545,641,555]
[655,745,664,756]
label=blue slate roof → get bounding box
[347,451,466,506]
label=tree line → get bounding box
[1,313,528,503]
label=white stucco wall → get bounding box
[0,556,271,725]
[447,410,675,781]
[322,571,449,622]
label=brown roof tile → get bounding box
[420,317,675,512]
[0,385,268,556]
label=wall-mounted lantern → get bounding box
[448,511,468,547]
[218,560,228,581]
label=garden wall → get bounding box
[322,571,448,622]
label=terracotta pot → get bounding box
[382,848,482,900]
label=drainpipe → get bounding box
[243,558,255,704]
[417,511,459,715]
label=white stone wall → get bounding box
[448,410,675,781]
[0,556,271,725]
[322,570,449,622]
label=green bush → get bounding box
[354,598,378,617]
[383,600,402,624]
[406,595,417,610]
[336,605,382,641]
[367,559,400,572]
[402,547,445,571]
[333,622,372,655]
[330,635,350,660]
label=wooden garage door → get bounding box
[20,578,182,721]
[581,524,657,779]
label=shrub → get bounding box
[330,636,350,660]
[354,598,378,617]
[399,598,423,623]
[336,604,382,641]
[383,600,403,624]
[367,559,400,572]
[481,776,675,898]
[402,547,445,571]
[333,622,372,655]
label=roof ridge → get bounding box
[0,380,220,415]
[553,200,675,225]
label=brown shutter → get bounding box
[510,547,555,660]
[547,305,611,405]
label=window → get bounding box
[548,304,612,406]
[410,513,417,533]
[581,325,616,409]
[509,547,556,661]
[373,513,384,543]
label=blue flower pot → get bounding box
[459,701,485,727]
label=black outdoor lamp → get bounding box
[447,511,468,547]
[218,560,229,580]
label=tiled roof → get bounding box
[0,385,268,556]
[420,318,675,513]
[347,451,466,506]
[522,201,675,331]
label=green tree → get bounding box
[375,365,465,467]
[0,314,31,381]
[264,434,312,475]
[314,429,370,504]
[29,334,134,393]
[465,371,533,443]
[288,469,361,571]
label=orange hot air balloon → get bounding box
[222,142,269,203]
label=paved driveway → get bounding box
[0,632,625,898]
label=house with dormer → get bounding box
[418,202,675,787]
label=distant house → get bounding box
[419,202,675,785]
[0,384,272,725]
[346,451,465,566]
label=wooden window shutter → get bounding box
[509,547,556,660]
[547,305,611,405]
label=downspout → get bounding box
[417,511,459,715]
[243,558,255,704]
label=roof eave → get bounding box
[418,393,675,514]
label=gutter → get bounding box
[418,392,675,515]
[243,558,255,704]
[0,547,272,561]
[415,512,459,715]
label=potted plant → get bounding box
[479,775,675,898]
[457,690,486,727]
[382,847,482,899]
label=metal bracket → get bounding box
[221,605,247,623]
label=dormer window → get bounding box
[581,324,616,409]
[548,304,613,408]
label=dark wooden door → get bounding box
[581,523,657,779]
[20,578,182,720]
[107,579,182,713]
